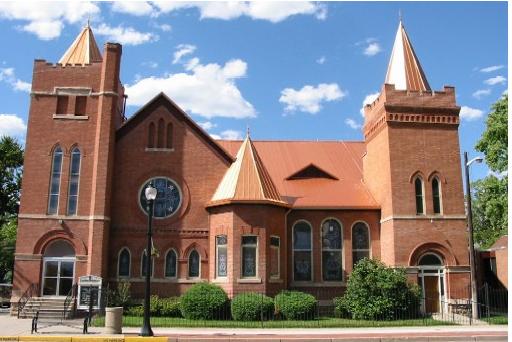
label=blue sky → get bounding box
[0,1,507,181]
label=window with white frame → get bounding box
[415,177,425,214]
[48,146,63,215]
[188,250,200,278]
[432,177,442,214]
[118,248,130,277]
[270,236,280,278]
[216,235,228,278]
[67,147,81,215]
[293,221,312,281]
[165,249,177,278]
[352,222,370,267]
[321,219,343,281]
[241,236,257,278]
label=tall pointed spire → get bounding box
[59,23,102,65]
[208,135,286,207]
[385,20,431,91]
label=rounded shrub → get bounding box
[231,293,274,321]
[180,282,228,320]
[341,258,421,320]
[160,297,182,317]
[274,291,316,320]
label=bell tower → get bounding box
[362,20,469,287]
[13,24,124,300]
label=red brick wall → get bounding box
[495,248,508,289]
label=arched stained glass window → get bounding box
[157,118,165,148]
[352,222,370,267]
[188,250,200,278]
[432,178,442,214]
[67,147,81,215]
[293,221,312,281]
[148,122,155,148]
[118,248,130,277]
[48,146,63,215]
[165,249,177,278]
[321,219,342,281]
[415,177,425,215]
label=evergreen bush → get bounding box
[231,292,274,321]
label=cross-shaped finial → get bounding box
[246,124,250,138]
[398,9,403,23]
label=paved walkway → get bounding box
[0,314,507,341]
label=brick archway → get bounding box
[33,230,86,256]
[408,242,457,266]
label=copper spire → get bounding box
[59,23,102,65]
[209,135,286,206]
[385,20,431,91]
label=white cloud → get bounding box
[157,23,172,32]
[218,129,243,140]
[316,56,326,65]
[480,65,504,73]
[173,44,197,64]
[141,61,158,69]
[360,92,380,116]
[0,1,100,40]
[472,89,491,99]
[345,118,362,130]
[364,42,381,56]
[111,1,155,16]
[484,75,506,86]
[125,58,256,119]
[0,114,27,139]
[152,1,327,22]
[184,57,200,71]
[459,106,484,121]
[94,24,158,46]
[198,121,217,131]
[0,68,31,92]
[279,83,345,114]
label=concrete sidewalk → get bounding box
[0,314,507,341]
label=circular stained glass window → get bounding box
[139,177,182,218]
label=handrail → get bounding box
[17,283,39,319]
[62,284,77,321]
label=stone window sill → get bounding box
[211,278,229,284]
[268,278,283,283]
[145,148,174,152]
[290,281,346,287]
[237,278,262,284]
[53,114,89,120]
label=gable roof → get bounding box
[59,23,103,65]
[116,92,234,165]
[208,135,287,208]
[217,140,379,209]
[385,20,431,91]
[488,235,508,251]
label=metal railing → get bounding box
[17,283,38,319]
[62,283,78,321]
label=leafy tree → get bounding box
[0,136,24,223]
[472,95,508,248]
[0,136,23,283]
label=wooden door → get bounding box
[424,276,440,313]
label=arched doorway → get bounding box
[417,253,445,313]
[42,240,75,296]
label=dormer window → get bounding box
[286,164,338,180]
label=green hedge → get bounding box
[180,282,229,320]
[126,296,181,317]
[274,291,316,320]
[231,293,274,321]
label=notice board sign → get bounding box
[78,275,102,310]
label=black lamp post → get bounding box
[463,152,483,320]
[140,181,157,336]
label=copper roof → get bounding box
[59,23,102,65]
[209,135,287,207]
[489,235,508,251]
[385,21,431,91]
[216,140,379,209]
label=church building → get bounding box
[12,21,470,314]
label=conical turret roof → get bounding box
[385,20,431,91]
[59,23,102,65]
[208,134,287,207]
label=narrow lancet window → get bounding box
[415,177,424,214]
[67,147,81,215]
[432,178,441,214]
[48,146,63,214]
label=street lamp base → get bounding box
[140,325,154,337]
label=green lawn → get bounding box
[92,316,454,328]
[481,315,508,325]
